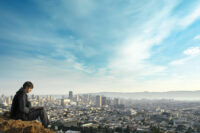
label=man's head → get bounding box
[23,81,33,93]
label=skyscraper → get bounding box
[61,98,70,107]
[114,98,120,105]
[102,96,107,106]
[61,99,65,107]
[96,95,102,107]
[6,97,12,105]
[37,95,40,101]
[69,91,73,100]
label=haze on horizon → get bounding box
[0,0,200,95]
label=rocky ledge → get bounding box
[0,112,54,133]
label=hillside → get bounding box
[0,112,54,133]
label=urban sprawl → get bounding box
[1,91,200,133]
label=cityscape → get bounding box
[1,91,200,133]
[1,0,200,133]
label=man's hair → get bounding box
[23,81,34,89]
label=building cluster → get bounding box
[1,92,200,133]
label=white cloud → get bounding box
[194,35,200,40]
[2,0,200,94]
[0,55,95,95]
[179,5,200,27]
[170,47,200,65]
[170,57,190,65]
[107,1,179,78]
[105,1,200,92]
[184,46,200,56]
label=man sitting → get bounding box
[10,81,49,128]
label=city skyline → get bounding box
[0,0,200,95]
[1,91,200,132]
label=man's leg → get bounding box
[28,108,49,128]
[28,109,41,121]
[39,108,49,128]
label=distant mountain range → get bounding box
[87,91,200,101]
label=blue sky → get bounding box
[0,0,200,95]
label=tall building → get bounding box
[69,91,73,100]
[102,96,107,106]
[49,96,52,101]
[31,94,35,99]
[61,99,65,107]
[37,95,40,101]
[11,96,13,101]
[76,95,80,102]
[61,98,70,107]
[6,97,12,105]
[114,98,120,105]
[96,95,102,107]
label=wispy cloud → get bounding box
[179,4,200,27]
[1,0,200,94]
[184,47,200,56]
[106,1,200,79]
[170,47,200,65]
[194,35,200,40]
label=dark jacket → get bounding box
[10,87,32,120]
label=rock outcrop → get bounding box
[0,112,54,133]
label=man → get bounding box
[10,81,49,128]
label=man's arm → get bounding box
[27,101,32,108]
[18,94,29,114]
